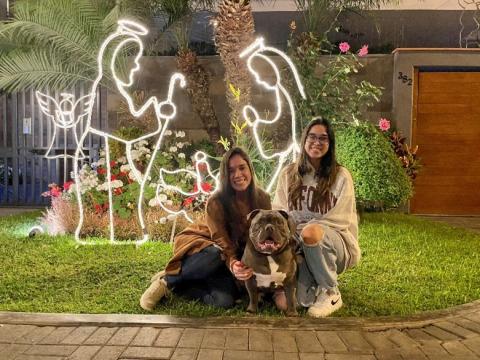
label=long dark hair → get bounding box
[288,117,339,208]
[216,147,261,237]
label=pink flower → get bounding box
[63,181,74,191]
[50,187,62,197]
[378,118,391,132]
[339,42,350,53]
[358,44,368,57]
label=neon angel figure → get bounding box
[240,37,306,192]
[73,19,186,245]
[35,91,92,181]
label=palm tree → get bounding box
[0,0,154,93]
[155,0,226,154]
[213,0,255,125]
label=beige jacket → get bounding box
[272,164,360,268]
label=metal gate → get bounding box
[0,86,107,206]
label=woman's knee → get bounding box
[300,224,325,246]
[200,245,223,266]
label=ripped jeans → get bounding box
[296,226,349,307]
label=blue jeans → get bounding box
[296,226,348,307]
[165,245,238,308]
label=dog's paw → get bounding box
[246,305,258,313]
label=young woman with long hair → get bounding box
[140,147,271,310]
[273,117,360,317]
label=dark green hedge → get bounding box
[336,123,413,209]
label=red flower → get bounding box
[94,204,103,214]
[97,167,107,175]
[63,181,74,191]
[201,182,212,192]
[110,161,116,167]
[183,197,194,207]
[110,174,117,181]
[118,171,128,178]
[114,188,123,195]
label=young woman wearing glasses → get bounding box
[273,117,360,317]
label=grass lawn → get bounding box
[0,211,479,318]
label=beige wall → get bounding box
[107,55,394,141]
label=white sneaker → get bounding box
[307,288,343,318]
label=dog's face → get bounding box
[247,209,295,255]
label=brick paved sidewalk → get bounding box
[1,301,480,360]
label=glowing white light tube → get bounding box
[73,19,185,246]
[156,151,219,223]
[240,37,307,192]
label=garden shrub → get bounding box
[336,123,413,210]
[41,196,192,241]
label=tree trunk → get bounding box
[176,48,226,155]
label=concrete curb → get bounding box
[1,299,479,331]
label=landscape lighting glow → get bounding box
[240,37,306,192]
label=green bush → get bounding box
[336,123,413,210]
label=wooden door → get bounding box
[411,71,480,215]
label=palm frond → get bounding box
[1,0,104,62]
[0,48,114,93]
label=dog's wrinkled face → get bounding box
[248,210,293,255]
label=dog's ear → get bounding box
[247,209,261,223]
[277,210,297,236]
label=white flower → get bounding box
[148,198,159,207]
[96,183,109,191]
[149,182,157,188]
[136,140,148,148]
[178,153,185,159]
[120,164,131,173]
[175,131,186,138]
[169,146,177,153]
[158,194,168,202]
[166,200,173,206]
[165,130,173,136]
[130,149,140,161]
[177,142,184,149]
[167,214,176,221]
[160,217,167,224]
[111,180,124,188]
[146,154,151,159]
[97,158,106,166]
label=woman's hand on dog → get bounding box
[231,260,253,281]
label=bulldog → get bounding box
[241,209,298,316]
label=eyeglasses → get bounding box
[306,133,329,145]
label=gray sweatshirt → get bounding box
[272,164,360,268]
